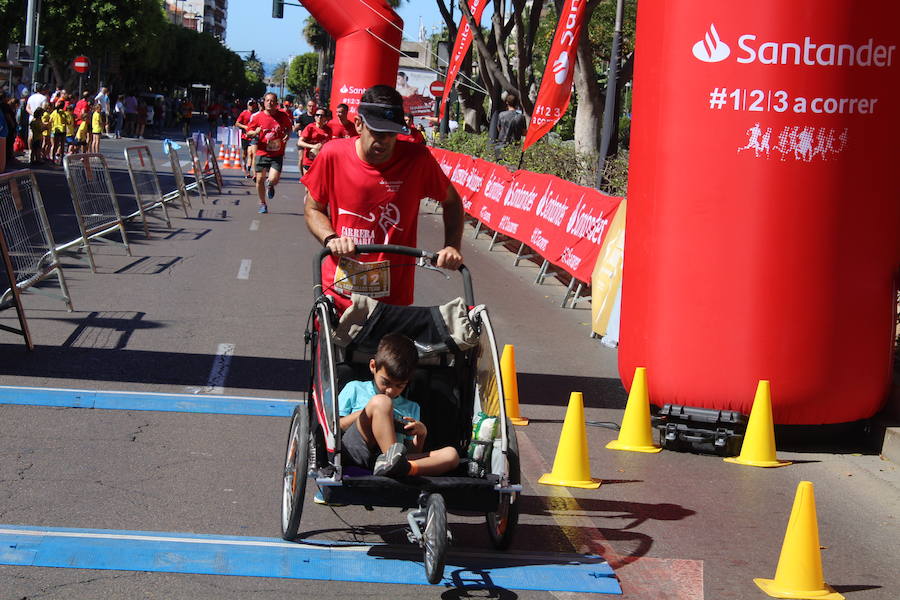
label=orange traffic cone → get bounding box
[754,481,844,599]
[538,392,601,489]
[724,380,791,468]
[231,146,241,170]
[217,142,225,163]
[500,344,528,425]
[606,367,661,453]
[222,146,233,169]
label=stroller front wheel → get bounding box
[423,493,448,584]
[281,403,310,540]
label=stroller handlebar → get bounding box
[314,244,474,306]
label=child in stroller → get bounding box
[338,332,460,478]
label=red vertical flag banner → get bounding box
[523,0,589,150]
[439,0,491,122]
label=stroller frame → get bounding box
[281,245,522,584]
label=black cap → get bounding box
[357,102,409,135]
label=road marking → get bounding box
[237,259,252,280]
[0,385,300,417]
[250,220,260,231]
[0,524,621,593]
[517,430,704,600]
[186,342,235,394]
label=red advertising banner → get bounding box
[523,0,589,150]
[431,148,623,283]
[439,0,491,122]
[620,1,900,424]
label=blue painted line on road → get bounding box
[0,525,621,593]
[0,385,300,417]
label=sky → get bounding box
[225,0,450,74]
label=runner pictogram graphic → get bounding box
[742,123,849,162]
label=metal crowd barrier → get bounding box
[123,145,172,238]
[164,142,201,215]
[0,169,74,349]
[61,153,133,273]
[201,133,224,191]
[186,137,218,197]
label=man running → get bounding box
[235,98,259,179]
[303,85,463,313]
[297,107,332,176]
[328,103,358,139]
[247,92,292,213]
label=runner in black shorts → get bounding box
[246,93,292,213]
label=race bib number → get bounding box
[266,138,283,152]
[333,258,391,298]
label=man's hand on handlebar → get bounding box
[436,246,463,270]
[325,235,356,257]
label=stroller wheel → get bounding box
[281,403,310,540]
[486,419,521,550]
[423,493,448,584]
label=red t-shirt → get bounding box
[328,118,358,139]
[74,99,90,123]
[397,128,426,144]
[300,123,332,167]
[236,109,255,140]
[302,138,451,311]
[248,109,292,157]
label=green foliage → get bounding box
[287,53,318,99]
[435,130,629,196]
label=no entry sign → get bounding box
[429,80,445,96]
[72,56,90,73]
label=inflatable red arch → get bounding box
[301,0,402,119]
[620,1,900,425]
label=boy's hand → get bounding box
[401,417,426,437]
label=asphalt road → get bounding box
[0,132,897,599]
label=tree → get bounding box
[287,53,318,99]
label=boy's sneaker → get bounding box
[313,490,347,506]
[258,204,268,214]
[266,181,275,199]
[373,442,410,477]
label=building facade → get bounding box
[164,0,228,42]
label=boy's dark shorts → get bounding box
[341,424,376,469]
[255,154,283,173]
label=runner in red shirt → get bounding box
[328,103,358,139]
[396,113,426,144]
[303,85,463,313]
[235,98,259,178]
[247,92,292,213]
[297,109,332,176]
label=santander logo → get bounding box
[692,24,730,62]
[553,51,571,84]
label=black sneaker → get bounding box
[266,181,275,199]
[373,443,409,477]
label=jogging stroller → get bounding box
[280,245,522,584]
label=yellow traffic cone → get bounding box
[500,344,528,426]
[538,392,601,489]
[754,481,844,599]
[724,380,791,467]
[606,367,661,453]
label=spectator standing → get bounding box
[28,107,45,165]
[26,84,49,121]
[113,95,125,139]
[297,108,332,176]
[90,103,104,153]
[247,92,292,213]
[328,103,358,139]
[135,100,147,139]
[74,91,91,123]
[0,93,7,172]
[94,87,111,133]
[494,92,527,158]
[235,98,259,178]
[123,93,138,137]
[181,98,194,137]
